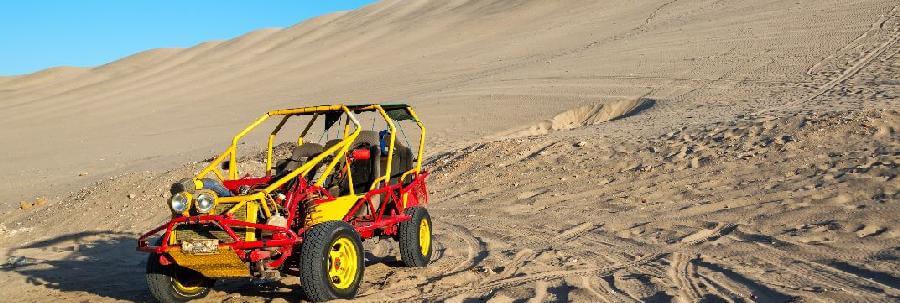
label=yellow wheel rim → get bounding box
[171,268,203,293]
[173,278,201,293]
[419,219,431,256]
[327,237,358,289]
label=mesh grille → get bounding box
[214,202,248,218]
[174,203,251,242]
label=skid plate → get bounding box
[167,246,250,278]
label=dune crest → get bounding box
[502,98,656,137]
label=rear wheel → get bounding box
[299,221,365,302]
[146,253,214,303]
[398,207,432,267]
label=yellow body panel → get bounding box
[245,202,258,241]
[307,195,361,226]
[169,229,177,245]
[168,247,250,278]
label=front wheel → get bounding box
[146,253,215,303]
[398,207,433,267]
[299,221,365,302]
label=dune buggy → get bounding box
[137,104,431,302]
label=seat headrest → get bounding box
[291,143,324,160]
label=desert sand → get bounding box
[0,0,898,302]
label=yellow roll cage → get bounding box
[195,104,425,198]
[168,103,424,243]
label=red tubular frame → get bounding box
[343,172,430,238]
[137,214,299,267]
[136,172,429,270]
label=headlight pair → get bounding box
[169,190,217,214]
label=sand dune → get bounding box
[0,0,898,302]
[1,0,894,205]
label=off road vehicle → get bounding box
[137,104,431,302]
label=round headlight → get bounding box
[195,191,217,213]
[170,193,188,213]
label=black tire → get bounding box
[146,253,214,303]
[398,207,433,267]
[299,221,365,302]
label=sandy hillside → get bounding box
[1,0,898,302]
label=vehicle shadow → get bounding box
[2,231,401,302]
[1,231,154,302]
[365,251,405,267]
[2,231,300,302]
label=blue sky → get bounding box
[0,1,376,76]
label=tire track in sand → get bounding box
[389,252,669,302]
[433,218,489,274]
[666,252,704,302]
[805,4,900,76]
[759,4,900,114]
[725,234,895,299]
